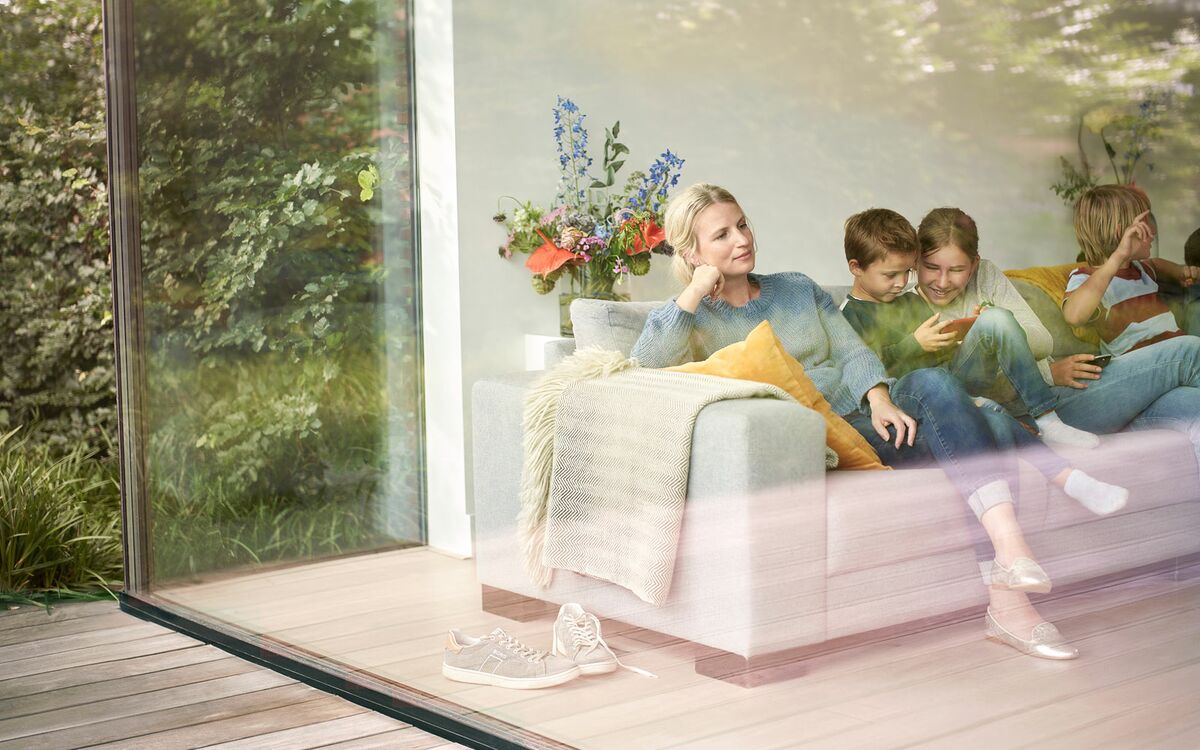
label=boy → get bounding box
[838,208,958,378]
[1063,185,1200,355]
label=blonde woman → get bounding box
[631,183,1079,659]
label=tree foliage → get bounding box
[0,0,113,454]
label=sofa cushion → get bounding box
[668,320,886,470]
[570,298,663,355]
[1008,277,1098,358]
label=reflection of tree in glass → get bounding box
[134,0,422,578]
[0,0,115,456]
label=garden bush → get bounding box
[0,428,122,600]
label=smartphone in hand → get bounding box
[944,316,978,341]
[1091,354,1114,368]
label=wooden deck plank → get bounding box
[84,694,368,750]
[204,712,423,750]
[0,619,167,662]
[315,726,465,749]
[0,669,294,742]
[0,610,134,647]
[0,600,115,631]
[0,644,228,700]
[0,654,259,719]
[0,632,198,681]
[0,683,324,750]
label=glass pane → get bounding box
[136,1,422,585]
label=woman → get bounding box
[632,183,1077,660]
[914,206,1200,467]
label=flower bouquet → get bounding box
[495,97,685,335]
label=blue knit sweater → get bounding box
[630,272,891,416]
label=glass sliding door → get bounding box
[106,0,430,656]
[129,1,422,585]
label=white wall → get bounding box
[440,0,1198,526]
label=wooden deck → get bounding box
[149,547,1200,749]
[0,599,468,750]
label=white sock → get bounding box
[1063,469,1129,515]
[1035,411,1101,449]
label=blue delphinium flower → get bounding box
[553,96,593,207]
[627,149,685,213]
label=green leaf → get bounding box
[612,121,620,138]
[628,252,652,276]
[612,143,630,156]
[588,179,608,188]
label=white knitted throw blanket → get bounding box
[517,348,797,605]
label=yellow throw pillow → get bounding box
[667,320,887,470]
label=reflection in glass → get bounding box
[134,0,421,582]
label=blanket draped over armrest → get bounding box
[518,348,803,605]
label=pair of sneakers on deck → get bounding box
[442,603,655,690]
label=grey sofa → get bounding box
[471,281,1200,686]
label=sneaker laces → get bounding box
[487,628,546,662]
[563,613,657,679]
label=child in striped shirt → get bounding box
[1063,185,1200,356]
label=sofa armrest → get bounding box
[472,372,830,656]
[543,338,576,369]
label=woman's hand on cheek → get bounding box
[691,264,724,298]
[866,385,917,449]
[678,265,724,313]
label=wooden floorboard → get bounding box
[156,548,1200,750]
[0,601,467,750]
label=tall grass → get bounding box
[0,428,122,602]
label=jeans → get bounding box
[969,398,1074,565]
[947,307,1057,418]
[1052,335,1200,465]
[844,368,1012,519]
[975,397,1070,483]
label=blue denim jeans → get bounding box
[1052,335,1200,465]
[844,368,1012,516]
[947,307,1057,418]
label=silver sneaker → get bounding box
[552,603,656,678]
[443,627,580,689]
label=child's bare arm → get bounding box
[1062,264,1117,326]
[1063,212,1152,325]
[1145,258,1200,288]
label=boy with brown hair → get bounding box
[838,208,955,376]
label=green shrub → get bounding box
[0,428,122,599]
[0,0,114,455]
